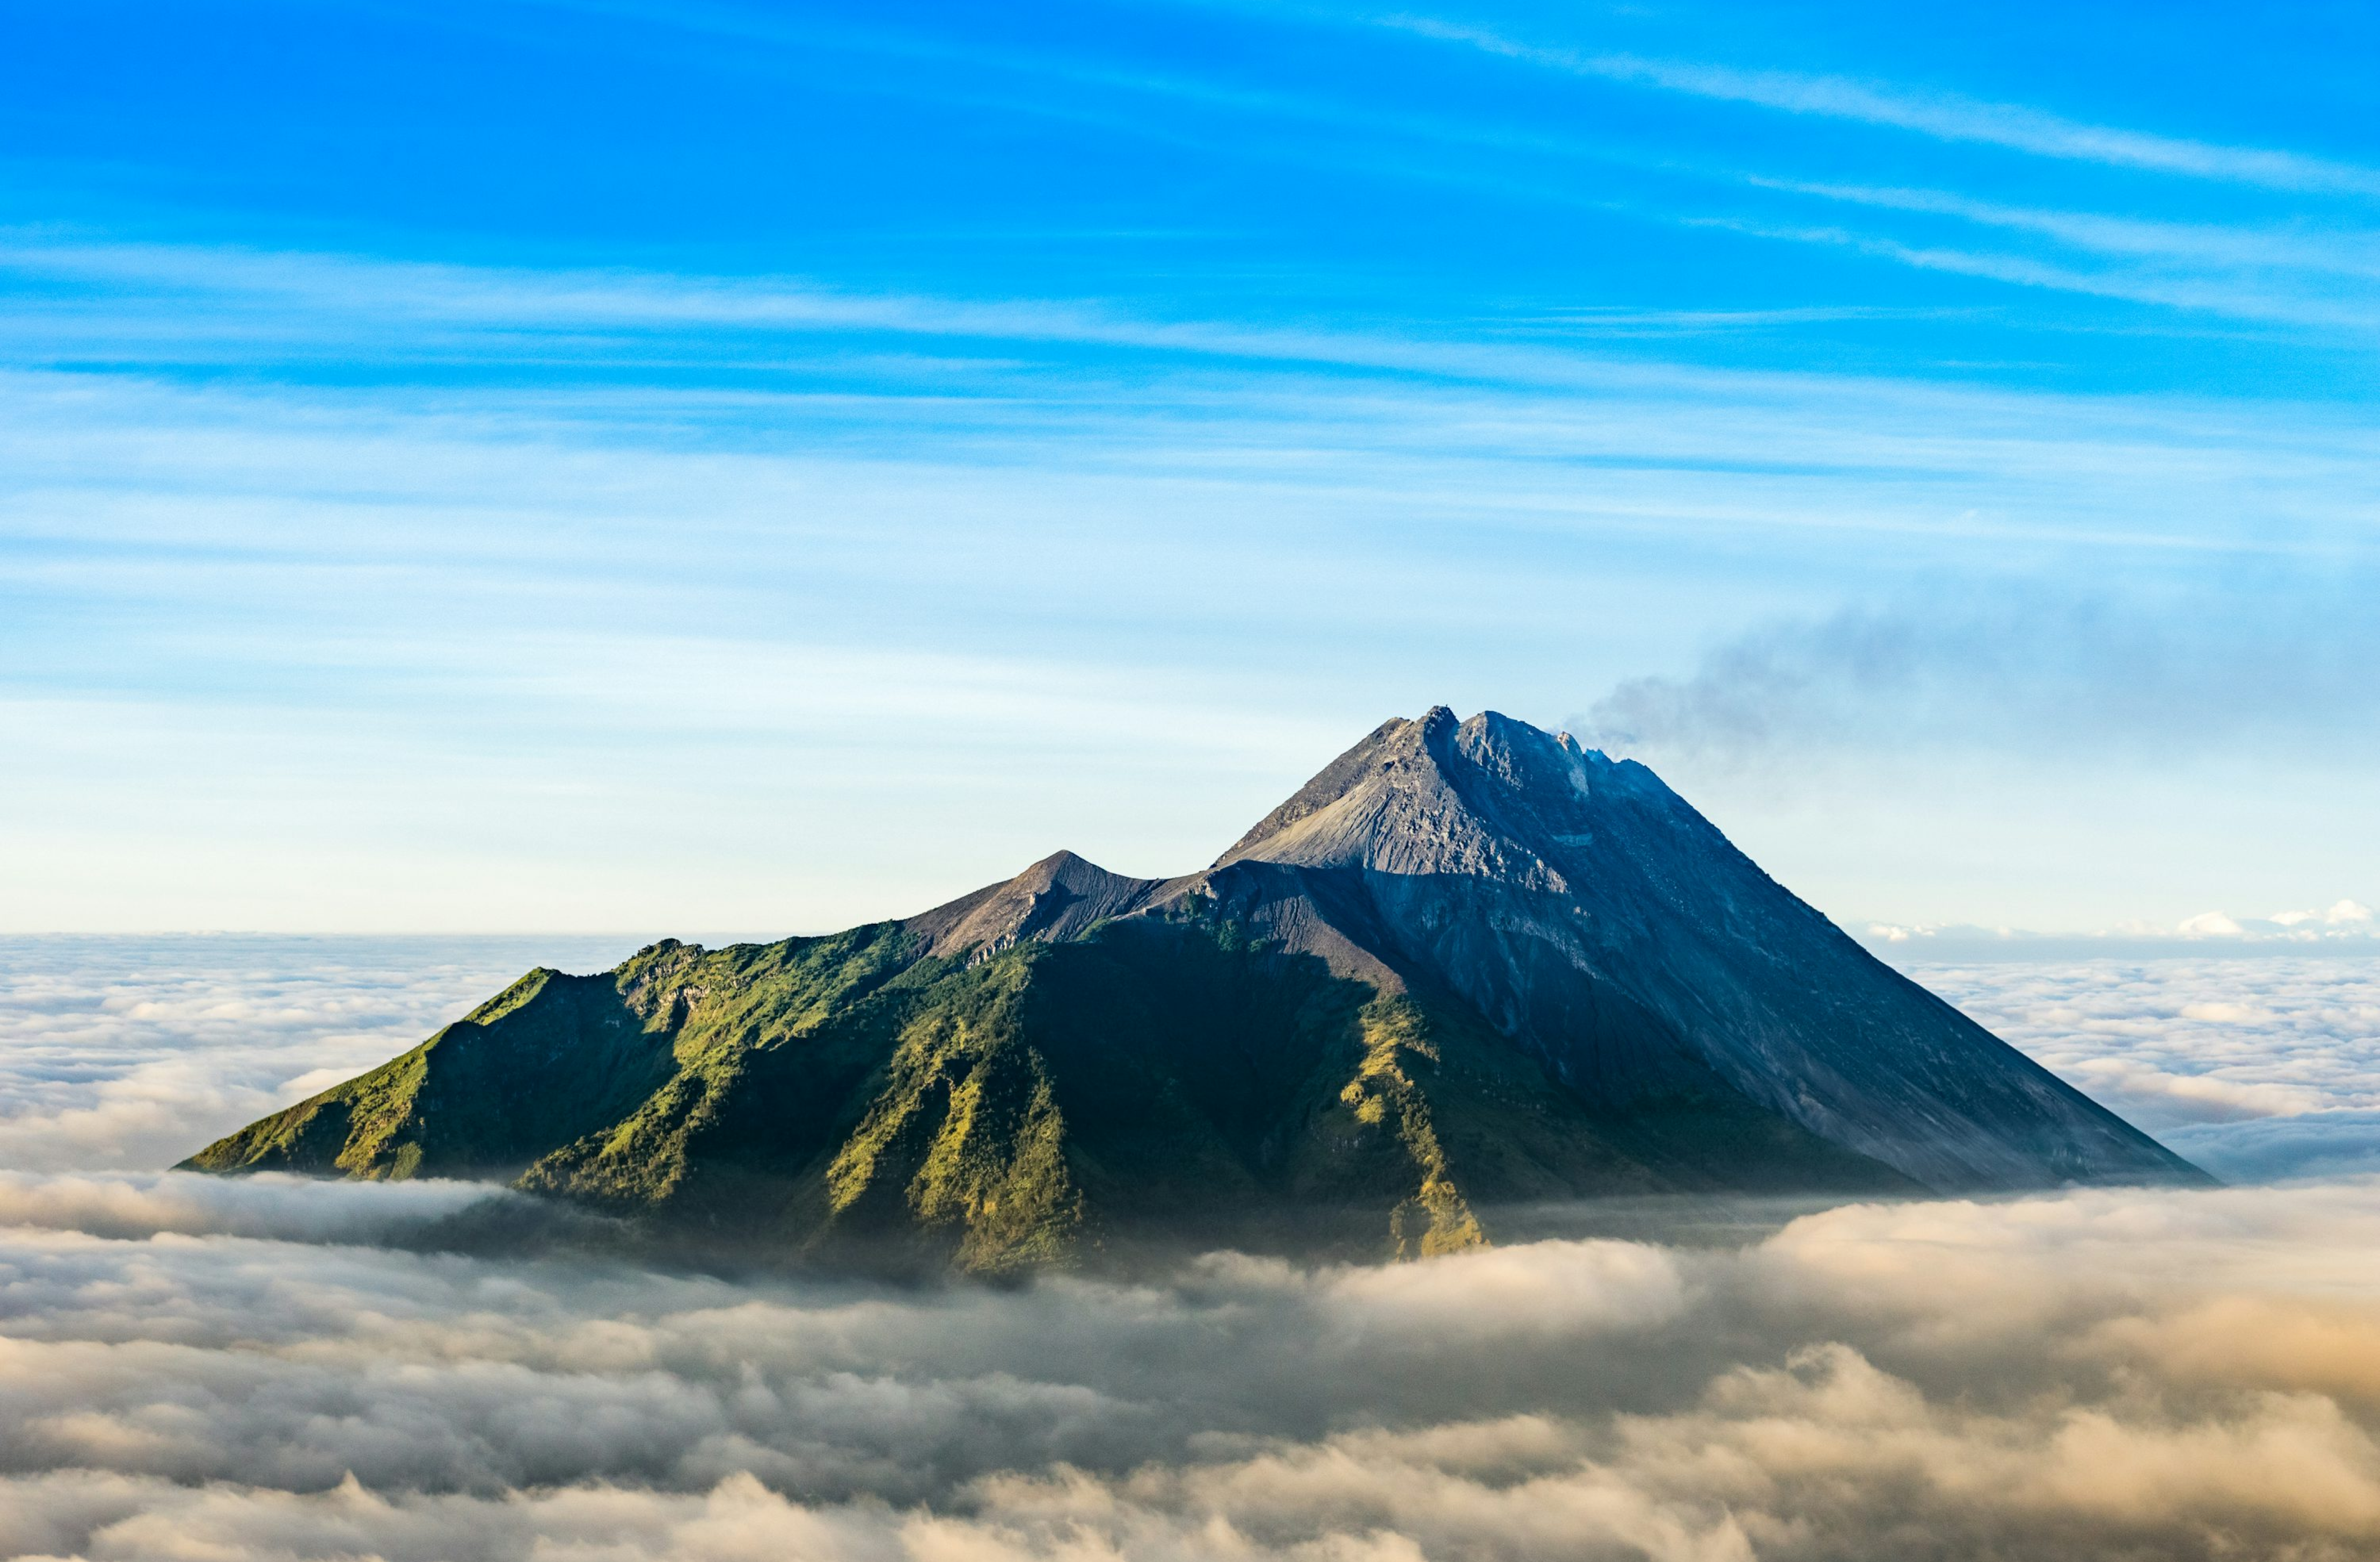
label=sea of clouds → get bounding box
[0,937,643,1173]
[5,936,2380,1561]
[1904,954,2380,1183]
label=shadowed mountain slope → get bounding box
[1199,708,2195,1191]
[187,709,2202,1271]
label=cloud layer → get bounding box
[0,936,642,1171]
[5,938,2380,1559]
[1902,955,2380,1181]
[9,1179,2380,1560]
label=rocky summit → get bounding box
[187,709,2205,1272]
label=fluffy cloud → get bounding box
[2164,902,2375,943]
[9,1183,2380,1559]
[2275,902,2377,930]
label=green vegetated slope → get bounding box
[185,965,678,1181]
[188,909,1904,1274]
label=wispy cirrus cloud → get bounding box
[1678,209,2380,331]
[1756,180,2380,280]
[5,231,2375,932]
[1383,13,2380,196]
[509,2,2380,338]
[1713,178,2380,330]
[477,6,2380,337]
[6,236,2374,507]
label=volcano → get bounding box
[188,709,2203,1270]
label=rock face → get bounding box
[1201,708,2191,1191]
[187,709,2203,1271]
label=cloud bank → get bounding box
[0,936,640,1171]
[4,938,2379,1559]
[1906,955,2380,1183]
[0,1169,515,1244]
[9,1180,2380,1559]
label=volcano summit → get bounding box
[189,709,2203,1270]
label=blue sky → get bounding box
[2,0,2375,933]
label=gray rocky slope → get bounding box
[913,707,2201,1192]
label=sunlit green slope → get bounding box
[186,908,1904,1273]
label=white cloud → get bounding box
[1315,1237,1690,1339]
[0,1170,513,1243]
[2072,1061,2323,1121]
[0,936,639,1168]
[3,1179,2380,1558]
[1886,954,2380,1178]
[2275,900,2378,929]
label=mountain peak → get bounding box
[909,848,1161,960]
[1217,707,1620,889]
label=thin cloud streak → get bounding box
[1385,13,2380,196]
[463,3,2380,335]
[6,242,2375,532]
[0,233,1770,393]
[4,364,2369,587]
[1685,213,2380,333]
[16,201,2363,357]
[1757,179,2380,279]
